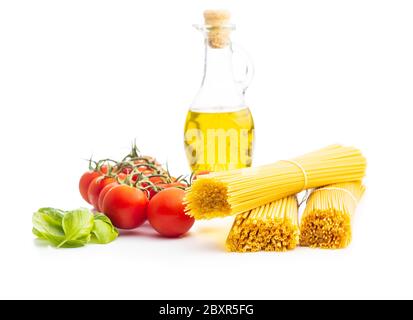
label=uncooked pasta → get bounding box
[226,196,299,252]
[185,145,366,219]
[299,181,365,249]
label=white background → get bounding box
[1,0,412,299]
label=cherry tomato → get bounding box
[134,157,154,165]
[148,176,165,185]
[141,177,187,200]
[193,170,210,180]
[137,166,148,172]
[79,171,101,204]
[147,188,194,237]
[102,185,148,229]
[121,167,133,174]
[157,181,187,190]
[140,181,159,199]
[97,182,119,212]
[99,165,109,174]
[117,172,127,182]
[87,176,116,210]
[139,176,169,199]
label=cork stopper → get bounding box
[203,10,232,49]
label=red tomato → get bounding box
[87,176,116,210]
[97,182,119,212]
[194,170,210,180]
[147,188,194,238]
[102,185,148,229]
[79,171,101,204]
[134,157,155,165]
[138,176,169,199]
[117,172,127,182]
[140,181,159,199]
[142,169,155,175]
[99,165,109,174]
[148,176,165,185]
[157,181,187,190]
[121,167,132,174]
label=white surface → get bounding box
[1,0,413,299]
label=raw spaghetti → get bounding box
[226,196,299,252]
[185,145,366,219]
[299,181,365,249]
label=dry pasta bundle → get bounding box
[185,145,366,219]
[299,181,365,249]
[226,196,299,252]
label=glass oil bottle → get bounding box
[184,10,255,173]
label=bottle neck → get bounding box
[202,42,234,86]
[190,40,245,112]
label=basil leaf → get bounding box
[32,227,44,239]
[32,208,65,246]
[32,209,86,247]
[58,208,94,248]
[32,208,117,248]
[38,207,65,227]
[91,213,119,244]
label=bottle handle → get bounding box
[231,42,255,95]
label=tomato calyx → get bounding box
[87,157,118,174]
[121,140,141,161]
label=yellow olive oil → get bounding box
[184,108,254,172]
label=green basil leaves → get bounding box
[33,208,118,248]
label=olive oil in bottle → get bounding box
[184,10,255,173]
[184,108,254,172]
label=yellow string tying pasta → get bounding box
[299,181,365,249]
[226,196,299,252]
[185,145,366,219]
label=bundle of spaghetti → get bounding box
[184,145,366,219]
[226,196,299,252]
[299,181,365,249]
